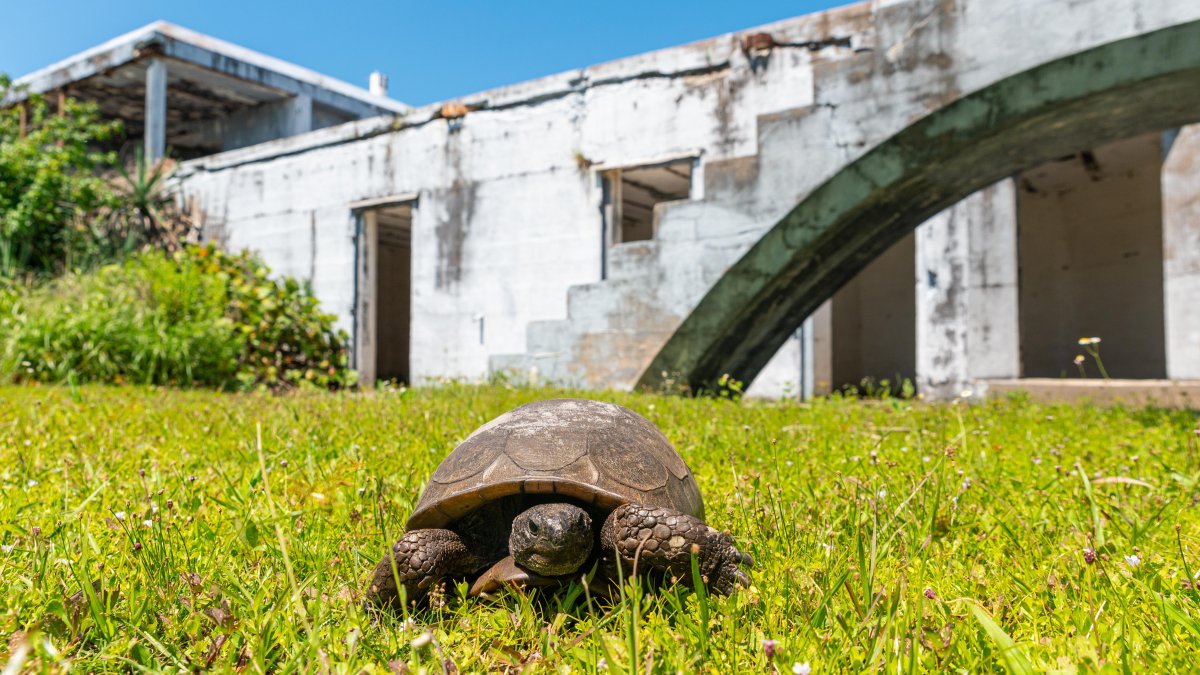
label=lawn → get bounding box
[1,384,1198,673]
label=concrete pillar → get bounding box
[745,334,802,399]
[355,210,379,386]
[143,58,167,162]
[1163,125,1200,379]
[915,180,1020,398]
[809,300,833,396]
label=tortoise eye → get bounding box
[528,521,540,535]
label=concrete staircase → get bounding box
[490,105,842,391]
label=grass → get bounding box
[1,384,1199,673]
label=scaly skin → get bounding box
[366,529,483,610]
[600,503,753,595]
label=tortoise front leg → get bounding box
[366,529,483,610]
[600,503,752,595]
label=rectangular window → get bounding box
[602,158,693,246]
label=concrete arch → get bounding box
[637,21,1200,394]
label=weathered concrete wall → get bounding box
[915,181,1020,399]
[220,95,314,151]
[638,2,1200,393]
[1163,125,1200,380]
[1017,132,1166,379]
[178,0,1200,396]
[180,2,876,393]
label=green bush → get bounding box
[0,244,354,390]
[1,74,121,277]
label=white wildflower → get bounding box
[1125,554,1141,568]
[410,631,433,648]
[793,663,812,675]
[114,511,126,520]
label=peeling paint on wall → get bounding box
[434,129,477,291]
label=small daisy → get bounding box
[793,663,812,675]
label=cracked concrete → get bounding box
[173,0,1200,398]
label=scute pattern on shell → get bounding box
[407,399,704,529]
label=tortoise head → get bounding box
[508,503,593,576]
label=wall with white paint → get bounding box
[176,0,1200,396]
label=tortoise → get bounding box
[366,398,752,609]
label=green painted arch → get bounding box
[637,21,1200,394]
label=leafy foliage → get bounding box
[99,147,198,254]
[1,385,1199,672]
[0,75,121,277]
[0,245,353,390]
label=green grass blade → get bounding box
[967,602,1035,675]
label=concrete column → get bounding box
[355,210,379,386]
[745,334,802,399]
[143,58,167,162]
[915,180,1020,398]
[809,300,833,396]
[1163,125,1200,379]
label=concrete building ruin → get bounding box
[9,0,1200,402]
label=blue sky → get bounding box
[1,1,845,106]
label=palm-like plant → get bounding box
[108,147,193,252]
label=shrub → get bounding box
[0,245,354,390]
[0,75,121,277]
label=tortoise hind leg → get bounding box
[600,504,752,596]
[367,529,483,610]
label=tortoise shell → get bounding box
[407,399,704,529]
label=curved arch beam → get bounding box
[638,21,1200,393]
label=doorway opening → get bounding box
[1016,132,1166,378]
[355,199,413,385]
[828,231,917,394]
